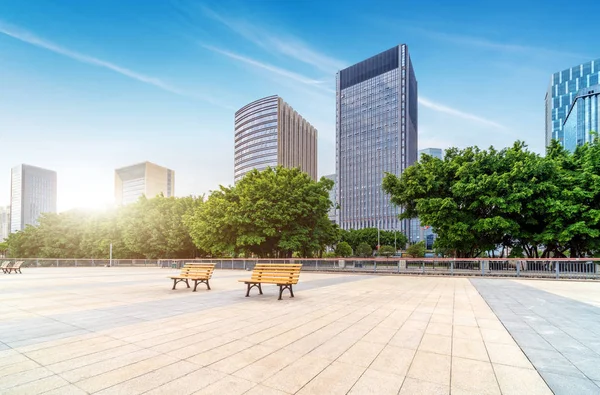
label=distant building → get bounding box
[115,162,174,205]
[10,164,57,233]
[0,206,10,241]
[323,174,338,224]
[336,44,418,233]
[563,85,600,151]
[409,148,443,247]
[546,59,600,150]
[234,95,318,183]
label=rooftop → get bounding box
[2,268,599,394]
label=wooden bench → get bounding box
[239,264,302,300]
[169,263,216,291]
[3,261,23,274]
[1,261,10,274]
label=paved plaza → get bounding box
[1,268,599,394]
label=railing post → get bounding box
[397,260,400,274]
[451,258,455,276]
[555,261,559,279]
[374,261,377,272]
[243,260,247,271]
[481,260,485,276]
[422,260,425,274]
[315,260,319,271]
[516,261,520,277]
[56,259,59,267]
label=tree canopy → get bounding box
[383,139,600,258]
[186,166,338,258]
[339,228,407,252]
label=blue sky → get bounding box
[0,0,598,211]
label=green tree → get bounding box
[340,228,407,251]
[0,241,7,256]
[378,245,396,257]
[356,242,372,257]
[335,241,353,257]
[186,167,336,258]
[406,241,426,258]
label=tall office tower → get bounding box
[563,85,600,151]
[0,206,10,241]
[410,148,443,246]
[10,164,57,233]
[336,44,418,233]
[234,95,318,183]
[546,59,600,150]
[115,162,174,205]
[323,174,338,224]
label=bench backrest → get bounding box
[250,264,302,284]
[0,261,9,269]
[13,261,23,269]
[179,263,216,278]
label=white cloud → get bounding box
[419,96,505,129]
[0,21,228,107]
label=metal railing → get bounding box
[2,257,599,280]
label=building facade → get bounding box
[234,95,317,183]
[546,59,600,150]
[10,164,57,233]
[563,85,600,152]
[336,44,418,233]
[323,174,338,224]
[409,148,443,247]
[0,206,10,241]
[115,162,174,205]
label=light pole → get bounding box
[377,221,380,251]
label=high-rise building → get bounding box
[546,59,600,150]
[115,162,174,205]
[562,85,600,151]
[410,148,443,246]
[336,44,418,233]
[234,95,317,183]
[10,164,57,233]
[323,174,338,224]
[0,206,10,241]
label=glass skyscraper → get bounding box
[336,44,418,233]
[546,59,600,150]
[10,164,57,233]
[234,95,317,183]
[563,85,600,152]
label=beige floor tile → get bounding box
[0,367,55,391]
[2,374,69,395]
[337,340,385,367]
[389,329,424,349]
[418,333,452,355]
[244,384,288,395]
[451,357,500,395]
[476,318,505,331]
[144,368,227,395]
[187,340,254,367]
[296,361,365,395]
[493,364,552,395]
[407,351,451,386]
[430,314,453,324]
[366,325,398,344]
[348,368,405,394]
[452,325,482,340]
[0,359,42,378]
[480,327,515,345]
[452,337,489,361]
[39,384,88,395]
[210,345,277,374]
[370,345,416,377]
[399,377,449,395]
[193,375,256,395]
[262,354,331,394]
[426,322,453,336]
[233,349,298,382]
[307,335,359,361]
[485,342,533,368]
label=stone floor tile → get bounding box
[370,345,416,376]
[144,368,227,395]
[296,361,365,395]
[389,329,424,349]
[406,351,451,386]
[2,374,69,395]
[418,333,452,355]
[452,337,489,361]
[476,318,506,331]
[233,349,298,383]
[520,347,586,378]
[337,340,386,367]
[493,364,552,395]
[398,377,449,395]
[426,322,453,337]
[539,372,600,395]
[0,359,42,378]
[452,325,482,340]
[243,384,288,395]
[193,375,257,395]
[485,342,533,368]
[187,340,254,367]
[451,357,500,395]
[210,344,277,374]
[479,327,514,344]
[0,367,55,391]
[39,384,88,395]
[262,354,331,394]
[347,368,405,394]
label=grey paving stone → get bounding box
[540,371,600,395]
[521,347,587,378]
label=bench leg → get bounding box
[185,279,190,288]
[193,279,210,292]
[278,284,294,300]
[172,278,188,290]
[245,282,262,297]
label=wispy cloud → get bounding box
[419,30,587,60]
[419,97,505,129]
[0,21,228,106]
[197,5,346,74]
[202,44,335,93]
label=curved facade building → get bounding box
[234,95,317,183]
